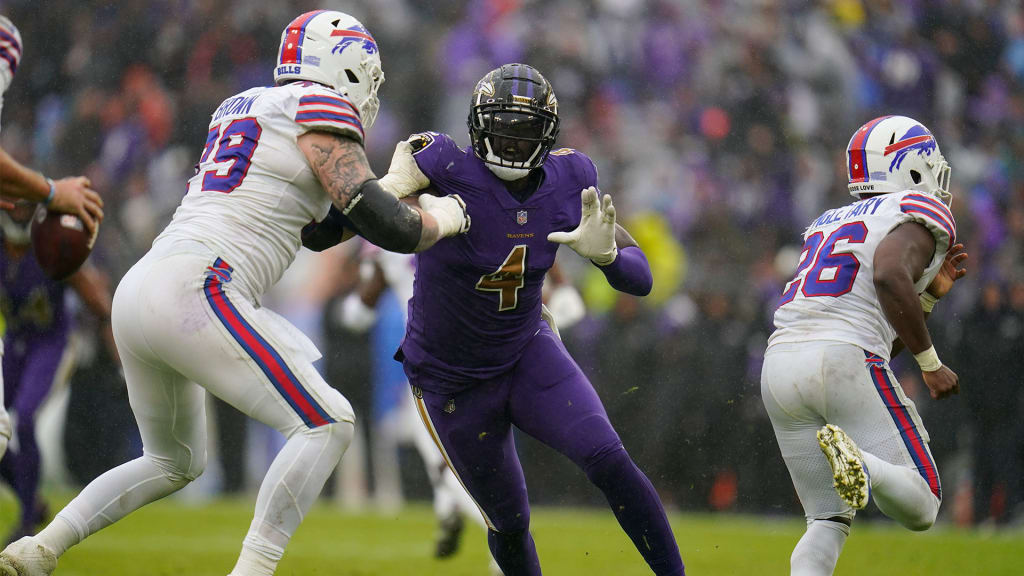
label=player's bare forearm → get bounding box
[0,146,49,202]
[66,265,112,321]
[298,130,376,211]
[874,223,935,355]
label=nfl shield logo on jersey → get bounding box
[517,210,528,225]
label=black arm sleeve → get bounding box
[343,178,422,253]
[300,205,349,252]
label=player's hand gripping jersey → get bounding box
[157,82,364,298]
[770,191,955,361]
[398,132,595,385]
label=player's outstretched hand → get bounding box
[925,243,967,301]
[547,186,617,266]
[379,139,430,199]
[418,193,471,237]
[49,176,104,238]
[922,365,959,400]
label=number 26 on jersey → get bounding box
[778,221,867,307]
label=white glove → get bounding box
[418,193,471,237]
[547,186,617,265]
[378,139,430,199]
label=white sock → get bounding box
[861,450,939,530]
[37,456,195,557]
[791,518,849,576]
[230,421,352,576]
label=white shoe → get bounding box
[817,424,869,510]
[0,537,57,576]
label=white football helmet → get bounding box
[274,10,384,129]
[846,115,951,204]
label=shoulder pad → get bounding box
[292,84,364,143]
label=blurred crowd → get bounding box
[1,0,1023,527]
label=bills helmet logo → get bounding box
[331,25,378,55]
[517,210,528,226]
[883,124,936,172]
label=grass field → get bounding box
[2,492,1022,575]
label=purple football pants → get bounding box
[406,324,684,576]
[1,335,67,531]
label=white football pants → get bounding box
[762,341,941,522]
[39,240,354,571]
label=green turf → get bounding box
[1,491,1022,575]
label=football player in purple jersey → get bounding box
[371,64,683,576]
[0,202,115,544]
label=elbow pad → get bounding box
[344,178,422,253]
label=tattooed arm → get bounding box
[297,130,466,253]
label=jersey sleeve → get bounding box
[0,16,23,94]
[291,85,364,144]
[553,149,601,232]
[898,193,956,249]
[409,132,461,184]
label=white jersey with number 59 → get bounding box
[155,82,364,298]
[768,191,955,361]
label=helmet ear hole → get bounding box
[345,69,360,84]
[910,170,922,184]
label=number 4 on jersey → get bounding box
[477,245,527,311]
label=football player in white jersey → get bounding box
[0,15,104,463]
[762,115,967,575]
[0,10,469,576]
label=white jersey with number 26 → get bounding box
[156,82,364,298]
[769,191,955,361]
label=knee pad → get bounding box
[147,444,207,486]
[323,420,355,455]
[581,442,630,486]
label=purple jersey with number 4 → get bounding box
[399,132,595,390]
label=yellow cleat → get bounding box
[817,424,869,510]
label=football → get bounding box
[30,208,95,281]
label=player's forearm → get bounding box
[345,179,425,253]
[875,270,932,355]
[301,205,351,252]
[67,266,112,321]
[596,245,652,296]
[0,147,50,202]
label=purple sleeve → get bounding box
[410,132,460,184]
[595,245,652,296]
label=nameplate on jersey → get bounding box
[810,195,886,229]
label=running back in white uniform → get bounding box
[157,81,364,300]
[761,114,963,576]
[770,191,955,361]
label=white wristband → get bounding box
[919,291,939,313]
[913,345,942,372]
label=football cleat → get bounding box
[434,512,465,559]
[0,537,57,576]
[817,424,869,510]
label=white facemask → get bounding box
[482,148,531,181]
